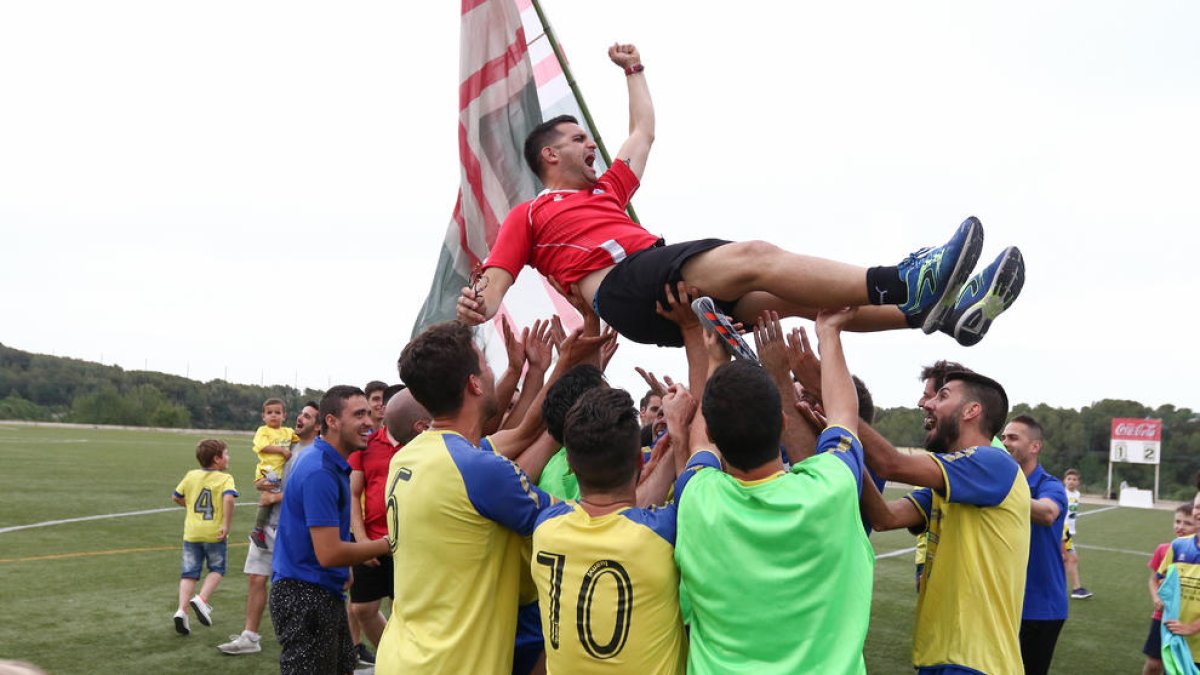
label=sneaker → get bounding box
[356,643,376,666]
[897,216,984,333]
[174,609,190,636]
[217,631,263,654]
[249,527,269,550]
[691,297,759,364]
[940,246,1025,346]
[1071,587,1094,599]
[190,594,213,626]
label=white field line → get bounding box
[0,502,260,535]
[872,504,1121,560]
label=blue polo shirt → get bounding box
[1022,464,1068,621]
[272,437,353,595]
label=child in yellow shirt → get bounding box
[249,398,297,549]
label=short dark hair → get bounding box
[701,361,782,472]
[1178,502,1194,517]
[853,375,875,424]
[195,439,227,468]
[304,400,320,412]
[944,370,1008,439]
[382,383,406,404]
[542,364,607,444]
[1009,414,1043,441]
[365,381,388,398]
[639,390,660,411]
[919,360,970,390]
[564,388,641,493]
[262,398,284,411]
[399,322,481,417]
[524,114,578,179]
[1064,468,1080,479]
[319,385,366,434]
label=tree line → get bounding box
[2,342,1197,498]
[0,343,323,431]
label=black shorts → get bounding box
[349,554,394,603]
[1144,618,1162,659]
[595,238,737,347]
[269,578,355,675]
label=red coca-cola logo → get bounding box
[1112,418,1162,441]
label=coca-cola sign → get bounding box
[1112,418,1162,442]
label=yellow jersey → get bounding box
[252,425,297,480]
[173,469,237,543]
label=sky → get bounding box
[2,1,1198,413]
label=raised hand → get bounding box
[816,306,859,333]
[661,383,697,430]
[785,326,822,400]
[654,282,700,330]
[500,317,527,374]
[607,43,641,70]
[752,311,790,381]
[549,278,601,336]
[634,367,671,398]
[457,285,488,326]
[525,319,554,373]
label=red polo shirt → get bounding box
[349,427,403,541]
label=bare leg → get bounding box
[198,571,222,601]
[348,604,363,647]
[681,241,872,309]
[731,291,908,332]
[1144,656,1165,675]
[245,574,268,634]
[350,599,387,648]
[1065,551,1081,589]
[178,577,198,612]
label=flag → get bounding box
[412,0,601,353]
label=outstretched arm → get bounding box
[814,308,858,435]
[754,311,818,462]
[608,43,654,179]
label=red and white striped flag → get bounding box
[412,0,601,350]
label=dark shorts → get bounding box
[1145,618,1162,659]
[269,578,355,675]
[349,554,394,603]
[1019,619,1065,675]
[513,602,544,675]
[595,238,737,347]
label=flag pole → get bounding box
[528,0,640,224]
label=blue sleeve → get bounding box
[933,446,1020,507]
[905,488,933,534]
[301,471,342,528]
[815,425,864,495]
[456,448,555,537]
[674,450,720,504]
[1034,475,1068,520]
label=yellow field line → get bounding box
[0,541,250,565]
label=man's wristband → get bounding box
[624,63,644,76]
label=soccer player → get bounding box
[1002,414,1069,675]
[674,307,874,674]
[457,43,1026,351]
[860,371,1030,675]
[269,386,392,675]
[375,321,604,674]
[1063,468,1092,598]
[531,385,714,674]
[1144,503,1196,675]
[171,439,237,635]
[249,398,298,549]
[347,388,431,664]
[1161,491,1200,657]
[217,401,320,655]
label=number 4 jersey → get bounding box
[531,450,721,675]
[174,468,238,543]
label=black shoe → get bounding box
[356,643,375,666]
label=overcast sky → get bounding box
[3,1,1198,414]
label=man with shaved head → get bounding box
[347,385,431,661]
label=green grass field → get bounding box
[0,424,1174,673]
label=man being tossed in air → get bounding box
[458,43,1025,350]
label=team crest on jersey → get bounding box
[592,188,606,195]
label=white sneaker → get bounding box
[189,595,213,626]
[174,609,190,635]
[217,631,262,654]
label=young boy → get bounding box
[1063,468,1091,598]
[1160,492,1200,664]
[249,398,298,549]
[171,438,238,635]
[1145,504,1196,675]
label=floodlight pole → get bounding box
[528,0,640,224]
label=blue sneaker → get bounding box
[941,246,1025,346]
[897,217,984,334]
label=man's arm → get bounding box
[858,422,945,491]
[608,43,654,179]
[219,493,235,541]
[1030,497,1062,526]
[310,527,391,568]
[501,319,553,431]
[754,311,817,463]
[349,470,368,542]
[513,431,560,484]
[259,444,291,459]
[860,472,925,532]
[814,308,858,435]
[457,267,516,326]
